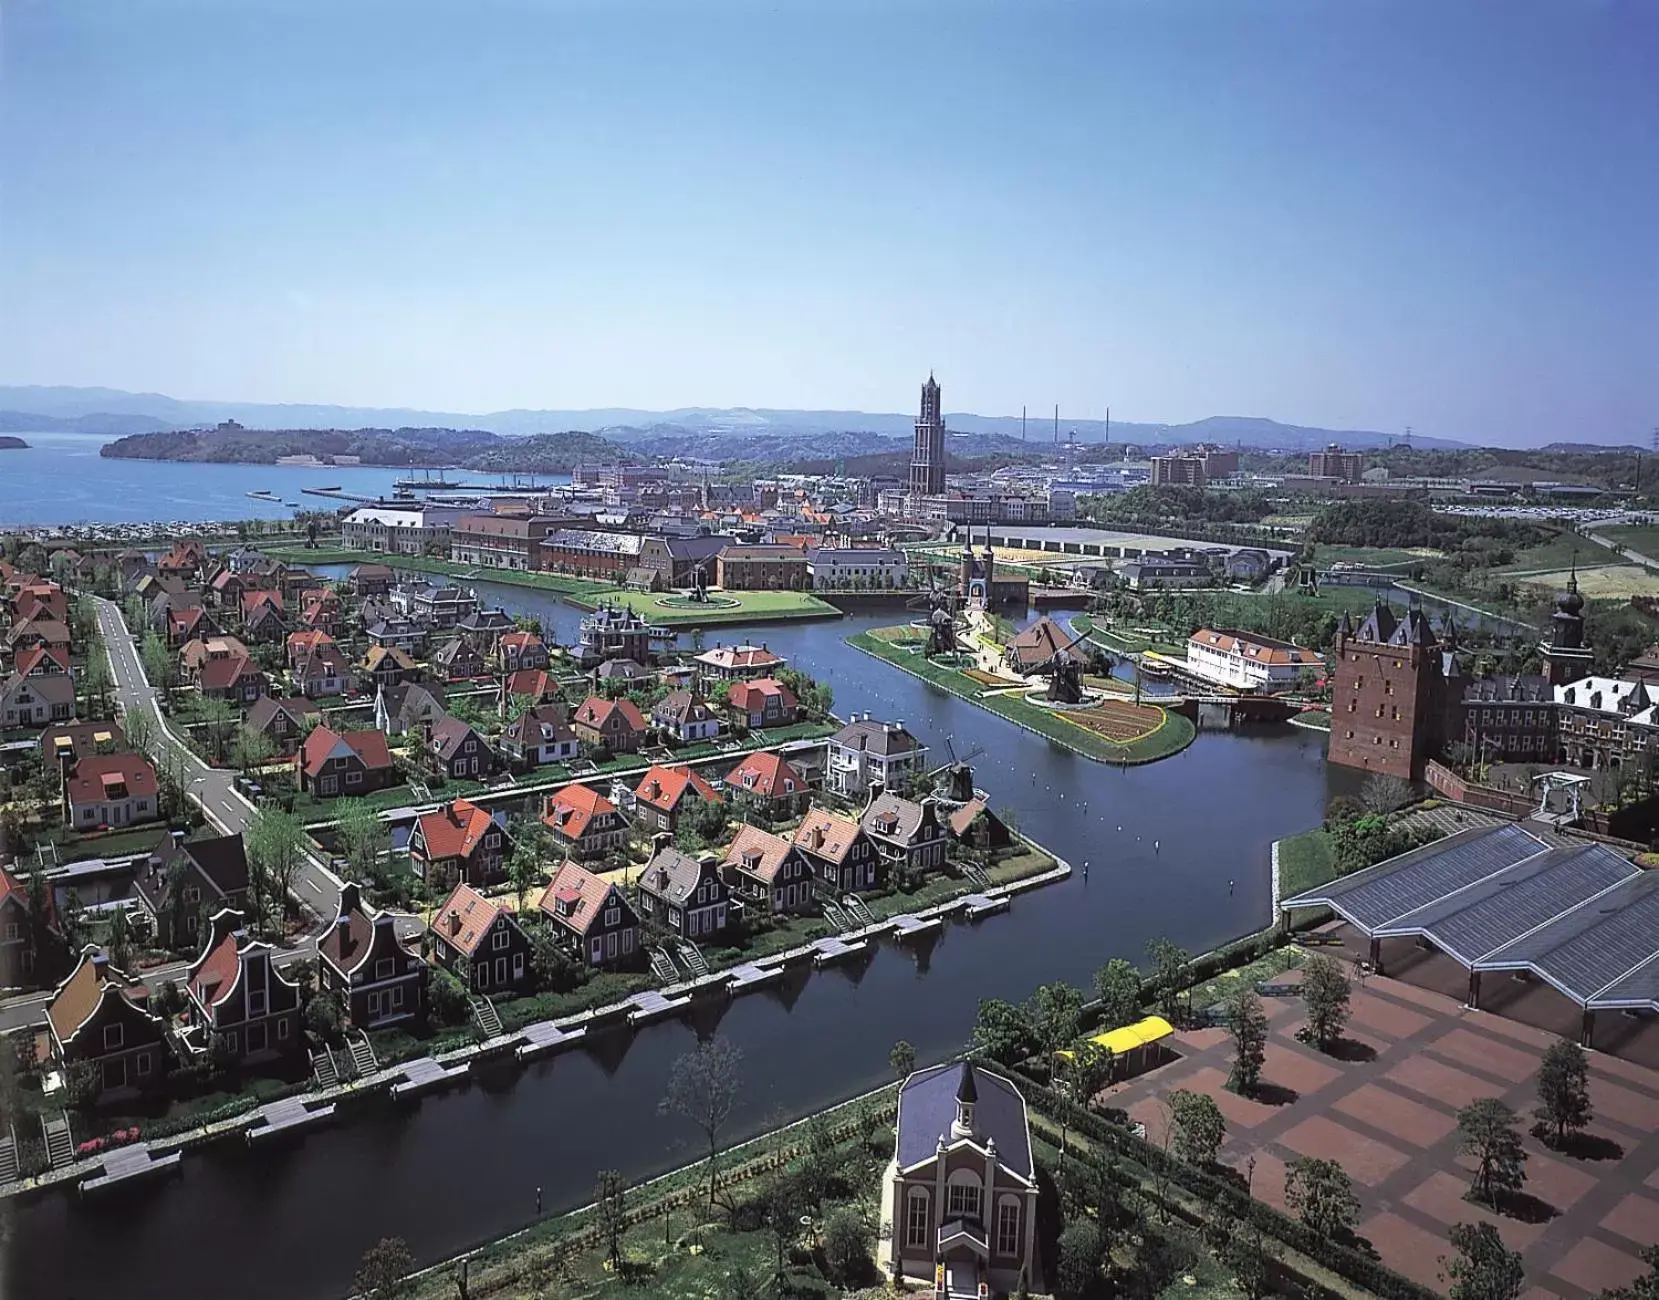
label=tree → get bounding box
[124,706,155,756]
[1092,957,1142,1031]
[1284,1156,1359,1239]
[1226,988,1269,1096]
[1147,937,1190,1026]
[229,725,276,777]
[1065,1039,1114,1105]
[528,924,582,993]
[81,652,113,721]
[595,1169,628,1271]
[1596,1244,1659,1300]
[1223,1222,1272,1300]
[305,990,344,1044]
[1300,952,1352,1052]
[1360,772,1414,814]
[107,907,135,972]
[1055,1219,1106,1300]
[762,1168,809,1279]
[1534,1038,1592,1147]
[508,827,548,911]
[660,1035,743,1205]
[972,998,1035,1066]
[1168,1089,1226,1168]
[1441,1222,1524,1300]
[889,1039,916,1079]
[245,807,306,929]
[353,1237,414,1300]
[336,798,387,886]
[1026,980,1085,1081]
[196,697,237,763]
[1457,1098,1527,1207]
[821,1207,870,1286]
[140,631,177,705]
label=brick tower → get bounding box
[909,372,946,498]
[1328,601,1451,780]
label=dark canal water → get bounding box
[5,586,1349,1300]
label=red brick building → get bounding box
[1328,603,1461,780]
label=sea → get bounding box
[0,431,567,527]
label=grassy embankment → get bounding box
[852,626,1195,765]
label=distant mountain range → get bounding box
[0,383,1471,454]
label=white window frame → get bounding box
[996,1197,1020,1255]
[905,1188,930,1248]
[103,1023,124,1050]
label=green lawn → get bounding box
[1596,524,1659,562]
[1497,531,1623,574]
[1275,826,1336,900]
[568,586,843,626]
[1313,544,1440,570]
[851,628,1195,765]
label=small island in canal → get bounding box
[0,435,28,449]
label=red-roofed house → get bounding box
[198,654,269,703]
[14,644,72,681]
[184,909,302,1066]
[792,806,881,894]
[500,668,554,709]
[724,751,809,816]
[726,677,799,729]
[430,883,533,993]
[497,630,550,674]
[286,628,335,669]
[165,604,218,648]
[693,643,787,681]
[297,726,395,797]
[538,861,639,968]
[0,867,65,989]
[721,824,815,916]
[240,592,288,643]
[572,695,647,754]
[317,882,427,1029]
[542,783,628,859]
[632,764,723,834]
[410,799,510,888]
[63,752,160,830]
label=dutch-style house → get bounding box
[37,720,125,768]
[285,628,335,671]
[43,947,169,1101]
[0,867,65,990]
[0,672,75,728]
[496,629,550,674]
[882,1061,1037,1296]
[63,752,160,830]
[455,608,514,651]
[650,690,722,744]
[317,882,427,1029]
[430,883,533,994]
[240,593,288,643]
[426,715,497,781]
[365,618,424,654]
[826,714,927,798]
[693,643,786,681]
[500,669,554,711]
[542,784,628,859]
[572,695,647,754]
[637,845,730,942]
[409,798,509,888]
[243,695,320,756]
[356,645,421,696]
[299,590,342,636]
[197,653,268,704]
[291,643,348,698]
[860,792,949,876]
[346,563,394,597]
[792,806,881,894]
[13,644,73,681]
[538,861,640,969]
[720,825,816,917]
[375,680,447,737]
[726,676,799,729]
[724,751,808,818]
[179,634,250,683]
[297,726,396,797]
[164,604,217,648]
[948,798,1014,853]
[184,909,303,1066]
[433,637,487,683]
[500,703,579,768]
[132,830,251,952]
[632,765,723,834]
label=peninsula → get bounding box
[100,424,631,471]
[0,435,27,449]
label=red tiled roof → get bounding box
[695,644,785,672]
[725,750,805,798]
[198,653,260,692]
[574,695,646,732]
[188,929,242,1007]
[242,589,284,615]
[543,783,616,840]
[499,630,542,652]
[415,799,497,861]
[726,676,798,715]
[633,764,721,814]
[14,645,71,677]
[538,860,617,937]
[433,882,505,957]
[792,806,863,865]
[299,726,393,778]
[286,629,334,655]
[722,824,796,884]
[503,668,552,699]
[65,753,159,808]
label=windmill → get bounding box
[906,566,965,659]
[925,736,987,804]
[1027,623,1095,704]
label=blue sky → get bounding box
[1,0,1654,444]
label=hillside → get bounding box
[100,426,631,471]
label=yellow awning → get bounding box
[1091,1014,1175,1055]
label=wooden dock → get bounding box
[726,961,782,992]
[810,935,868,966]
[246,1096,336,1144]
[514,1021,587,1062]
[392,1057,471,1098]
[626,990,690,1025]
[960,893,1009,919]
[888,914,942,940]
[80,1145,181,1193]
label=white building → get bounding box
[807,548,909,590]
[342,506,461,557]
[826,713,928,797]
[1185,628,1322,691]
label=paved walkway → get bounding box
[1101,962,1659,1298]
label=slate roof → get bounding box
[245,695,319,732]
[896,1061,1033,1182]
[135,832,251,911]
[503,703,575,750]
[830,717,920,758]
[430,714,486,760]
[640,846,716,905]
[651,690,717,728]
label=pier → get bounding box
[247,1096,336,1144]
[79,1145,180,1193]
[392,1057,472,1097]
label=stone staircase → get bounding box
[346,1031,378,1077]
[674,940,709,979]
[41,1112,74,1170]
[648,946,680,984]
[821,899,853,931]
[470,995,504,1039]
[310,1047,340,1090]
[842,895,874,927]
[0,1125,18,1184]
[962,861,992,890]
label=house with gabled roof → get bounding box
[243,694,319,756]
[860,792,949,876]
[240,593,288,643]
[826,713,928,798]
[572,694,647,754]
[63,752,159,830]
[633,764,723,834]
[792,805,880,894]
[430,882,533,994]
[198,653,268,704]
[375,680,447,737]
[433,636,487,683]
[882,1060,1037,1294]
[948,798,1014,852]
[346,563,394,596]
[538,860,640,969]
[365,617,423,653]
[38,720,124,768]
[726,676,798,729]
[650,690,722,745]
[0,866,65,990]
[410,798,509,888]
[14,644,72,681]
[132,830,251,951]
[165,604,217,648]
[497,629,550,674]
[291,643,348,698]
[297,726,395,797]
[0,671,75,729]
[356,644,421,695]
[542,783,628,859]
[42,947,169,1100]
[500,668,554,711]
[721,824,815,917]
[184,909,302,1066]
[426,714,497,782]
[6,616,72,654]
[285,628,335,670]
[317,882,427,1029]
[637,845,729,941]
[299,590,342,636]
[500,702,579,768]
[724,751,808,816]
[180,634,250,681]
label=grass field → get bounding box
[569,586,842,626]
[1597,523,1659,560]
[852,627,1195,764]
[1496,531,1623,574]
[1515,564,1659,598]
[1313,544,1444,569]
[1275,826,1336,899]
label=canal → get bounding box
[2,586,1350,1300]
